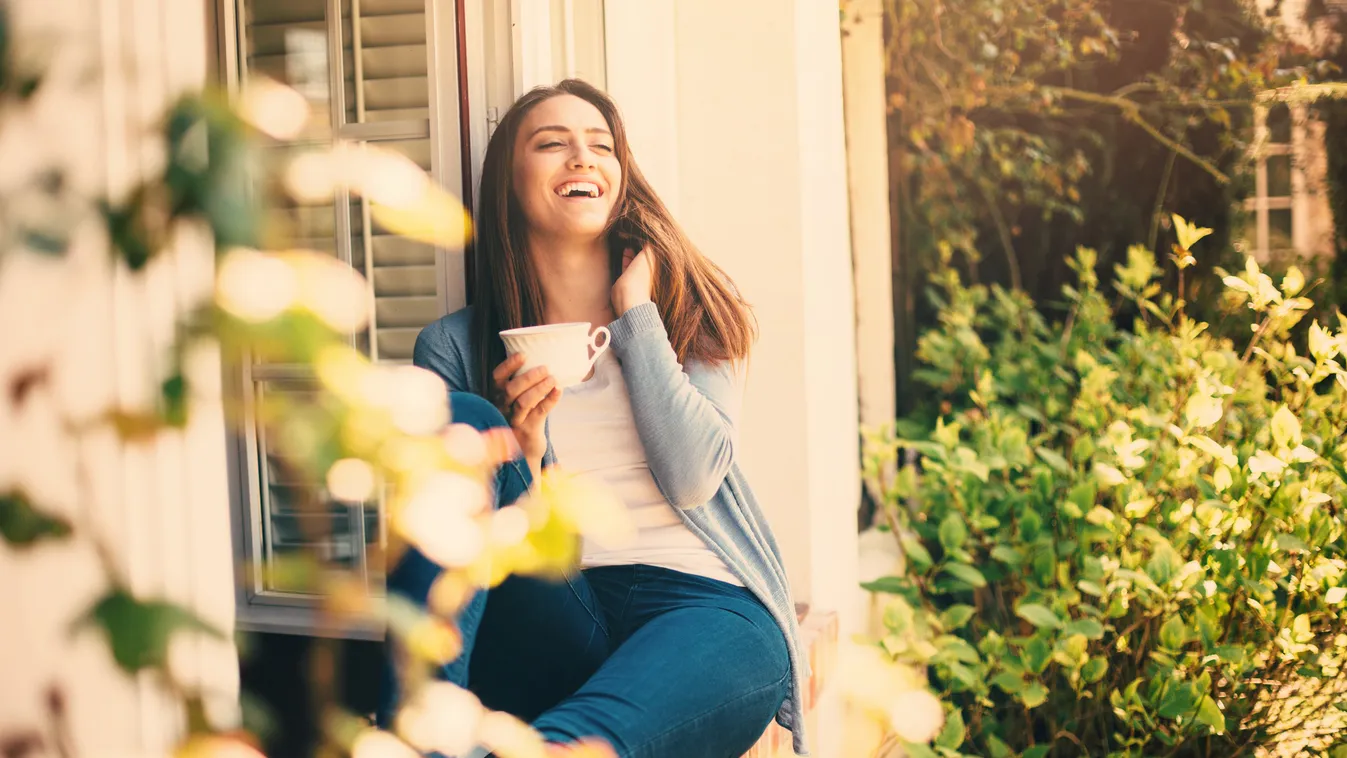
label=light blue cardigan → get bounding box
[412,301,811,756]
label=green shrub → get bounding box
[863,219,1347,757]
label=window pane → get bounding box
[341,0,430,125]
[1267,155,1292,198]
[244,0,334,140]
[1267,103,1292,145]
[1269,209,1293,252]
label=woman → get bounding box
[389,79,807,758]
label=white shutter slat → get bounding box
[376,296,441,328]
[376,329,422,360]
[373,265,438,297]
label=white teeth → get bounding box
[555,181,600,198]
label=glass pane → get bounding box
[1269,209,1293,252]
[341,0,430,125]
[1266,155,1292,198]
[243,0,333,140]
[255,385,365,594]
[1267,103,1292,145]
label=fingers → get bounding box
[508,375,558,426]
[501,366,552,408]
[528,387,562,423]
[492,353,526,392]
[621,247,636,271]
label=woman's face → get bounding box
[511,94,622,242]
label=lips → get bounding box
[554,180,602,198]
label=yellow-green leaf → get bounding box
[1020,681,1049,709]
[1270,406,1302,449]
[1326,587,1347,605]
[1195,695,1226,735]
[1172,214,1213,251]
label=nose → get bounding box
[567,143,597,170]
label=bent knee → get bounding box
[450,391,508,432]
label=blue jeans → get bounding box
[382,393,790,758]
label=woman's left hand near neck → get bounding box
[612,247,655,317]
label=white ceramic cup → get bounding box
[499,322,612,388]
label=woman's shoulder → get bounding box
[413,305,478,393]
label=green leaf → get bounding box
[943,563,987,588]
[861,576,911,595]
[1034,446,1071,474]
[1023,637,1052,674]
[1160,615,1189,650]
[73,589,225,674]
[1195,695,1226,734]
[1276,533,1311,553]
[1065,618,1105,640]
[0,491,72,548]
[985,734,1012,758]
[1022,746,1051,758]
[1212,645,1246,665]
[1077,580,1103,596]
[1020,681,1049,708]
[1081,656,1108,683]
[940,604,977,630]
[939,511,968,551]
[991,545,1024,565]
[991,671,1025,693]
[1015,603,1063,630]
[1158,682,1198,719]
[901,534,934,569]
[900,742,938,758]
[936,707,965,750]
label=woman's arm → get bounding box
[608,302,744,509]
[412,312,475,394]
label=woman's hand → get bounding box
[492,353,561,480]
[611,247,654,316]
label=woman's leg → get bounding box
[381,393,609,725]
[531,567,791,758]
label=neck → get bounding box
[527,233,614,325]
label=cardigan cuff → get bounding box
[607,301,664,348]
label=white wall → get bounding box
[0,0,238,754]
[606,4,863,753]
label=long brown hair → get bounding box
[470,79,756,394]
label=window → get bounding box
[221,0,609,637]
[1236,101,1333,261]
[224,0,466,637]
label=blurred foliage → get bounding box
[0,2,612,756]
[868,0,1344,412]
[863,221,1347,756]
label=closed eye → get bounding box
[592,144,613,153]
[538,141,565,149]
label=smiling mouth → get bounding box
[555,181,602,198]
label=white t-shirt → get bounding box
[547,350,742,586]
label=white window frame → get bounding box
[220,0,474,639]
[1242,101,1309,260]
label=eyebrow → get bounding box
[529,125,613,139]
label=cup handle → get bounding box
[585,326,612,372]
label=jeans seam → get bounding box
[626,668,790,757]
[564,572,609,641]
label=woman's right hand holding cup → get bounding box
[492,353,561,481]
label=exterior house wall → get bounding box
[0,0,238,755]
